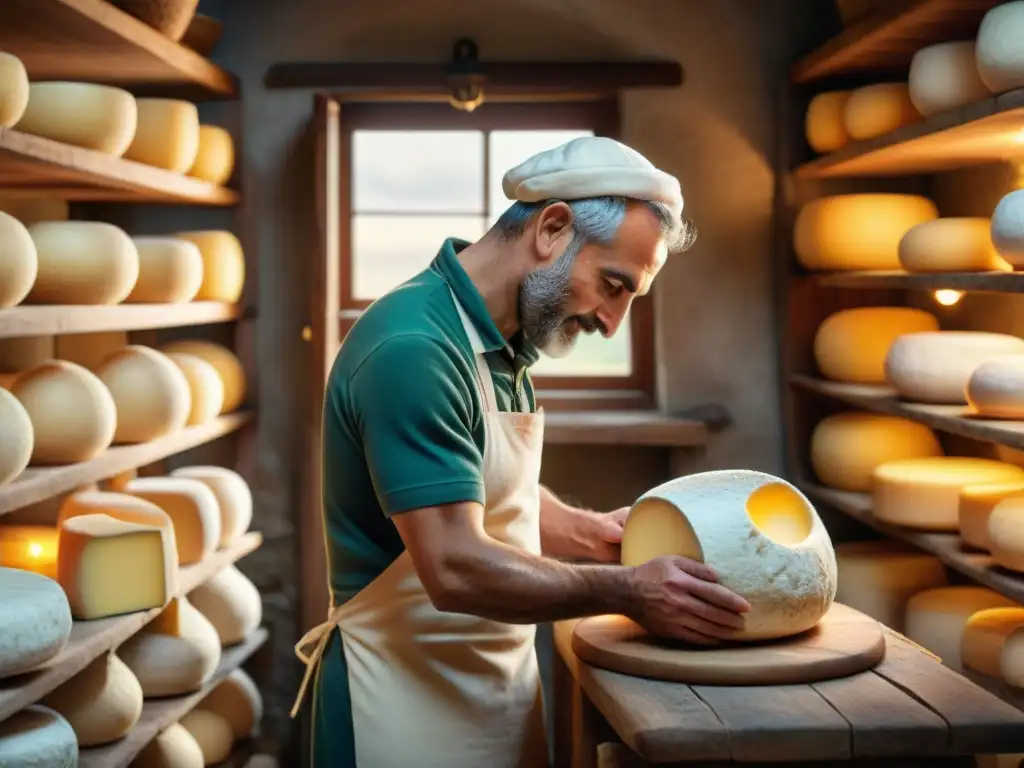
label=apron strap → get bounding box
[289,615,338,718]
[448,287,500,414]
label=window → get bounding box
[338,101,654,409]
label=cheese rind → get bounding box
[814,307,939,384]
[620,470,837,640]
[884,332,1024,404]
[124,99,201,173]
[967,355,1024,419]
[188,125,235,185]
[174,231,245,304]
[164,353,224,427]
[125,477,221,565]
[0,567,73,679]
[873,457,1024,531]
[805,91,851,153]
[992,188,1024,267]
[908,41,992,117]
[56,490,176,544]
[159,340,246,413]
[15,82,138,156]
[130,722,204,768]
[126,237,204,304]
[976,1,1024,93]
[0,706,78,768]
[189,564,263,645]
[0,210,37,309]
[961,607,1024,678]
[0,52,29,128]
[959,483,1024,551]
[988,495,1024,573]
[200,668,263,739]
[843,82,921,140]
[180,709,234,765]
[97,346,193,444]
[170,465,252,546]
[0,388,33,487]
[898,217,1009,273]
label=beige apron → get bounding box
[291,287,549,768]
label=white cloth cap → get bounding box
[501,136,683,219]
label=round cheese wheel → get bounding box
[56,330,129,373]
[0,388,33,487]
[124,99,200,173]
[898,217,1010,273]
[159,340,246,413]
[0,706,78,768]
[976,1,1024,93]
[188,125,235,185]
[843,82,921,141]
[164,352,224,426]
[0,209,36,309]
[170,465,252,546]
[988,495,1024,573]
[200,668,262,739]
[132,722,204,768]
[0,568,73,679]
[42,651,144,747]
[959,483,1024,551]
[0,197,69,226]
[189,564,262,645]
[15,82,137,156]
[126,237,204,304]
[904,586,1018,671]
[908,41,992,117]
[96,346,192,444]
[794,194,938,271]
[873,457,1024,531]
[814,306,939,383]
[179,709,233,765]
[810,411,942,492]
[174,231,245,304]
[967,355,1024,418]
[26,221,140,305]
[991,188,1024,267]
[0,52,29,128]
[805,91,852,154]
[11,360,117,464]
[834,540,947,632]
[961,606,1024,680]
[621,469,836,641]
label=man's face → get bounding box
[519,203,667,357]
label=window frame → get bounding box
[336,99,655,411]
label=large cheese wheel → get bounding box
[174,231,245,304]
[814,306,939,383]
[124,99,200,173]
[179,709,233,765]
[988,495,1024,573]
[189,564,263,645]
[43,651,144,747]
[56,489,174,534]
[0,197,69,226]
[873,457,1024,531]
[119,596,221,697]
[165,352,224,426]
[159,340,246,413]
[962,607,1024,680]
[200,668,263,739]
[0,388,33,487]
[56,330,129,373]
[131,722,204,768]
[126,237,204,304]
[0,706,78,768]
[620,470,836,640]
[960,483,1024,551]
[898,218,1010,273]
[15,82,137,156]
[170,465,252,546]
[834,540,947,632]
[125,476,221,565]
[97,346,192,444]
[0,52,29,128]
[843,83,921,140]
[908,41,992,117]
[886,332,1024,404]
[26,221,140,305]
[991,189,1024,267]
[967,355,1024,418]
[976,1,1024,93]
[810,411,942,492]
[188,125,235,185]
[0,211,37,309]
[794,194,938,271]
[904,586,1018,671]
[11,360,117,465]
[0,568,72,679]
[805,91,852,154]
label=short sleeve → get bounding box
[349,333,484,516]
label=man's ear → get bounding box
[532,202,574,265]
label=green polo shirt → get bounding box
[321,237,540,607]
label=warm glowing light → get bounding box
[933,289,964,307]
[1015,128,1024,145]
[28,542,43,558]
[0,526,59,578]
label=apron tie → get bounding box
[289,617,335,719]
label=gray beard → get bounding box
[518,238,580,358]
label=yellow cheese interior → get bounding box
[745,482,813,546]
[620,499,702,567]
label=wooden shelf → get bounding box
[0,0,236,98]
[0,412,252,516]
[78,627,268,768]
[0,129,238,204]
[791,375,1024,450]
[800,481,1024,604]
[791,0,1004,84]
[0,531,262,724]
[543,410,710,447]
[792,88,1024,179]
[0,302,244,339]
[813,270,1024,293]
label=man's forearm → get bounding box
[539,484,600,560]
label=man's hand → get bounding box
[586,506,629,563]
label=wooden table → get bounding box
[552,618,1024,767]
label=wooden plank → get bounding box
[0,302,244,339]
[0,412,252,516]
[0,532,262,723]
[815,270,1024,293]
[791,375,1024,450]
[0,129,238,205]
[544,411,710,447]
[790,0,1003,84]
[78,627,268,768]
[792,89,1024,178]
[0,0,236,98]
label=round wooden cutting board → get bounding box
[571,602,886,685]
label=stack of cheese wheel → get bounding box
[0,211,37,309]
[164,350,225,426]
[0,388,32,487]
[160,339,247,414]
[976,1,1024,94]
[988,494,1024,573]
[843,82,921,140]
[0,52,29,128]
[908,41,991,118]
[96,346,192,445]
[0,706,78,768]
[992,189,1024,267]
[175,231,245,304]
[125,236,204,304]
[171,465,253,546]
[813,306,939,384]
[124,98,200,173]
[25,221,140,305]
[188,125,235,185]
[898,218,1010,273]
[132,722,205,768]
[968,355,1024,418]
[959,482,1024,551]
[962,606,1024,686]
[189,564,262,646]
[794,194,938,271]
[14,81,138,156]
[804,91,852,154]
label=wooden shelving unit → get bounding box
[544,411,711,447]
[0,302,245,338]
[814,270,1024,292]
